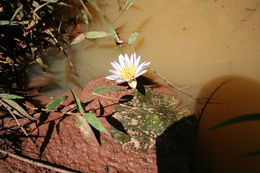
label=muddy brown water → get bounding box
[28,0,260,172]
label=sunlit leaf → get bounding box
[76,115,91,136]
[127,31,139,45]
[85,31,112,39]
[32,1,40,8]
[208,113,260,131]
[0,93,23,100]
[83,112,109,134]
[36,57,47,71]
[46,96,68,110]
[0,20,29,25]
[243,150,260,157]
[11,5,23,21]
[80,9,89,24]
[122,0,135,10]
[71,33,85,45]
[70,89,84,114]
[93,86,123,94]
[2,99,36,120]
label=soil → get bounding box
[0,77,197,173]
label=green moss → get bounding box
[110,88,192,153]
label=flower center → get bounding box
[120,66,136,79]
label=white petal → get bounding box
[130,55,134,67]
[136,69,147,77]
[106,75,119,80]
[115,78,125,83]
[109,69,120,75]
[111,62,121,71]
[134,56,141,68]
[125,53,130,65]
[136,62,146,75]
[119,54,125,67]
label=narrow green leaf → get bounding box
[10,5,23,21]
[122,0,135,10]
[85,31,112,39]
[46,96,68,110]
[0,20,29,25]
[36,57,47,71]
[3,99,36,120]
[87,0,107,19]
[0,93,23,100]
[32,1,40,8]
[208,113,260,131]
[80,9,89,24]
[93,86,123,94]
[70,89,85,114]
[76,115,91,137]
[108,26,121,43]
[243,150,260,157]
[127,32,139,45]
[83,113,109,134]
[71,33,85,45]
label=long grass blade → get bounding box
[46,96,68,110]
[70,89,84,114]
[2,99,36,120]
[0,93,23,100]
[122,0,135,11]
[208,113,260,131]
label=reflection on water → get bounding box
[30,0,260,97]
[194,75,260,173]
[29,1,260,171]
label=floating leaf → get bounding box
[71,33,85,45]
[76,115,91,137]
[70,89,84,114]
[208,113,260,131]
[2,99,36,120]
[122,0,135,10]
[85,31,111,39]
[46,96,68,110]
[83,112,109,134]
[0,93,23,100]
[93,86,123,94]
[127,31,139,45]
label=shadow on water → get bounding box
[155,115,197,173]
[193,75,260,173]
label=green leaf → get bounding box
[80,9,89,24]
[36,57,47,71]
[2,99,36,120]
[122,0,135,10]
[208,113,260,131]
[87,0,107,19]
[71,33,86,45]
[92,86,123,94]
[46,96,68,110]
[85,31,112,39]
[76,115,91,137]
[127,31,139,45]
[70,89,85,114]
[243,150,260,157]
[108,26,121,43]
[0,93,23,100]
[0,20,29,25]
[10,5,23,21]
[83,113,109,134]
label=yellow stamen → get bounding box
[120,66,136,79]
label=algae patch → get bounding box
[111,89,192,153]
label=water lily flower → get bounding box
[106,53,150,88]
